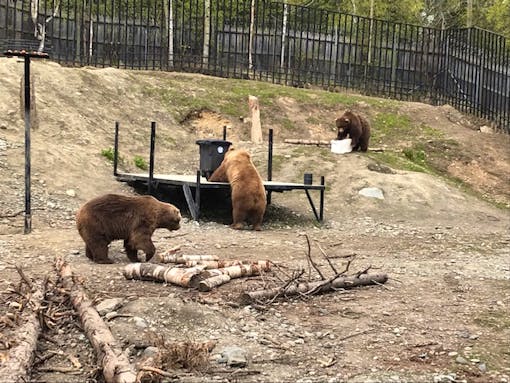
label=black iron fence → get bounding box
[1,0,509,132]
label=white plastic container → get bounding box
[330,138,352,154]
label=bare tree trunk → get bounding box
[164,0,174,68]
[240,273,389,304]
[280,3,288,68]
[202,0,210,67]
[0,280,46,383]
[248,0,256,72]
[55,257,137,383]
[466,0,473,28]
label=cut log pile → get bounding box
[124,258,272,292]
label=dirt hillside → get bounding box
[0,59,509,383]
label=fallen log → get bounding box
[284,138,331,146]
[183,259,270,269]
[55,257,137,383]
[158,254,219,264]
[239,273,388,305]
[123,263,206,287]
[197,274,231,292]
[0,277,46,383]
[194,262,271,291]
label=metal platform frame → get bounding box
[113,122,326,222]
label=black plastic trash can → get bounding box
[196,139,232,179]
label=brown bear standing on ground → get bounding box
[335,110,371,152]
[208,147,267,230]
[76,194,181,263]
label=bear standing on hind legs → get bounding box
[208,147,266,231]
[335,110,371,152]
[76,194,181,263]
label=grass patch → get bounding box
[367,151,429,173]
[141,76,402,128]
[101,147,115,161]
[403,146,426,165]
[101,147,125,165]
[133,155,148,170]
[474,309,510,331]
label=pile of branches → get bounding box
[239,234,388,305]
[0,260,219,383]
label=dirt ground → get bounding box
[0,59,509,383]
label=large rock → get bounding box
[95,298,124,316]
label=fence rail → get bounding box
[1,0,508,132]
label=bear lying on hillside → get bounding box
[208,147,266,230]
[335,110,371,152]
[76,194,181,263]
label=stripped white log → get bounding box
[156,245,182,262]
[55,256,137,383]
[197,274,232,292]
[123,263,206,287]
[192,261,272,289]
[182,259,270,269]
[220,262,271,278]
[158,254,219,264]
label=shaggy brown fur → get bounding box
[209,148,266,230]
[336,110,371,152]
[76,194,181,263]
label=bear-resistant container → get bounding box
[330,138,352,154]
[196,139,232,179]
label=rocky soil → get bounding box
[0,59,509,383]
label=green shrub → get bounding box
[134,155,148,170]
[403,148,426,164]
[101,147,115,162]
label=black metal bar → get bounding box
[113,121,119,176]
[319,175,325,222]
[267,128,273,181]
[267,128,273,205]
[222,125,227,140]
[4,49,48,233]
[183,183,199,220]
[304,188,319,222]
[24,55,31,234]
[195,169,201,219]
[148,121,156,195]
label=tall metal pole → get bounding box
[148,121,156,195]
[113,121,119,176]
[4,49,49,234]
[24,55,32,234]
[267,128,273,205]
